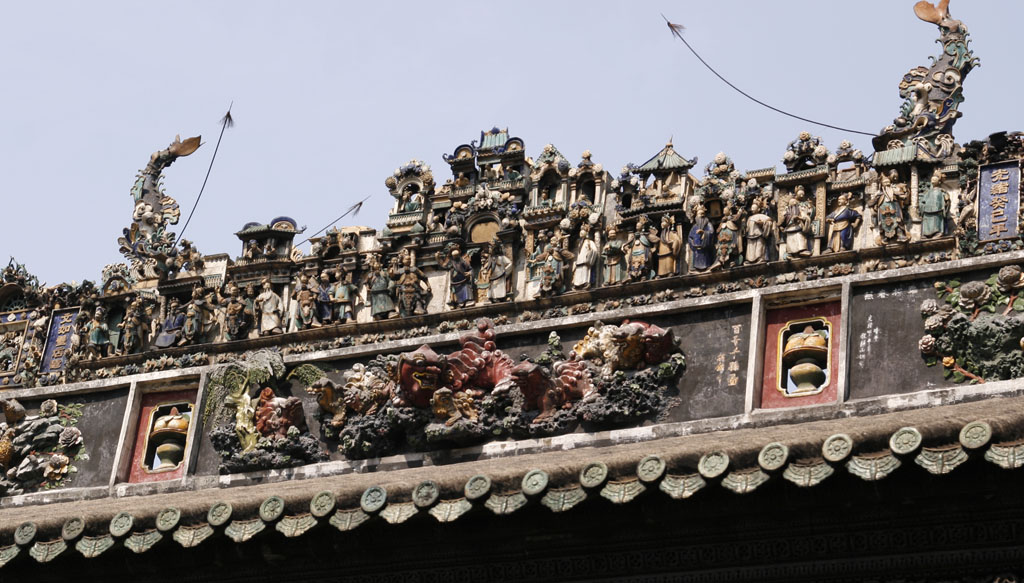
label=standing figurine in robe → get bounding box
[687,205,716,272]
[870,171,908,244]
[712,203,744,270]
[83,307,111,359]
[780,186,814,258]
[573,224,600,289]
[331,271,359,323]
[392,251,431,317]
[314,272,334,324]
[478,244,513,302]
[602,227,627,285]
[256,278,284,335]
[626,222,653,281]
[655,215,683,277]
[744,200,776,264]
[825,193,862,252]
[436,246,476,308]
[919,173,950,238]
[366,256,396,320]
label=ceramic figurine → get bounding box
[331,271,359,323]
[744,199,776,264]
[654,215,683,277]
[392,251,431,317]
[712,203,744,271]
[119,302,149,355]
[572,224,600,290]
[436,246,476,308]
[602,227,628,286]
[870,171,909,245]
[84,307,111,359]
[223,284,251,341]
[687,205,716,272]
[919,173,950,238]
[825,193,862,252]
[256,278,284,335]
[477,244,514,303]
[154,298,185,348]
[780,186,814,258]
[365,255,396,320]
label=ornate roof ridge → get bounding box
[0,395,1020,567]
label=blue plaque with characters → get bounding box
[979,161,1021,242]
[41,307,81,373]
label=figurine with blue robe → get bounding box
[687,205,715,272]
[154,299,185,348]
[436,246,476,308]
[825,193,862,252]
[314,272,334,324]
[84,307,112,358]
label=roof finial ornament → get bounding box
[874,0,976,154]
[118,135,202,281]
[913,0,953,27]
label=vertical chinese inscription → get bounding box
[714,323,744,388]
[979,161,1021,241]
[41,308,80,373]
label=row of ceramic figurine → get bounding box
[78,279,290,357]
[532,171,951,289]
[78,169,955,358]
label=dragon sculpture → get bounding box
[118,135,201,280]
[875,0,979,157]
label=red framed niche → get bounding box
[127,389,196,483]
[760,301,840,409]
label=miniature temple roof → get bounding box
[234,217,305,239]
[873,144,922,167]
[478,127,509,151]
[635,141,697,175]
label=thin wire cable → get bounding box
[662,16,876,138]
[179,103,235,240]
[296,196,371,247]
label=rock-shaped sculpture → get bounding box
[919,268,1024,384]
[0,399,87,496]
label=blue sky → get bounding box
[1,1,1019,285]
